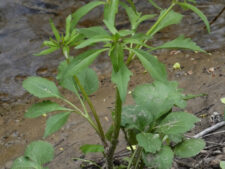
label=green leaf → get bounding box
[120,1,140,30]
[174,138,205,158]
[121,105,153,131]
[57,59,79,95]
[79,26,110,38]
[129,49,167,82]
[149,10,183,36]
[168,134,183,144]
[156,112,199,135]
[110,43,124,72]
[143,146,174,169]
[25,101,72,118]
[137,133,161,153]
[80,144,104,154]
[23,77,61,98]
[57,49,107,84]
[148,0,162,10]
[42,40,57,47]
[178,2,210,33]
[134,14,156,30]
[62,46,70,59]
[152,35,205,52]
[44,112,70,138]
[118,29,133,37]
[76,68,99,95]
[103,19,118,34]
[12,157,42,169]
[220,161,225,169]
[221,97,225,104]
[25,141,54,165]
[104,0,119,28]
[34,47,59,56]
[71,1,104,29]
[111,64,132,102]
[133,81,186,120]
[64,15,72,41]
[123,38,151,48]
[49,19,60,42]
[76,35,112,49]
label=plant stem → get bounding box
[127,147,138,169]
[122,128,134,152]
[127,146,143,169]
[106,89,122,169]
[73,75,107,147]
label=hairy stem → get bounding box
[106,89,122,169]
[73,75,107,147]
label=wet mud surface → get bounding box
[0,0,225,168]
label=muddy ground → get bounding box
[0,0,225,169]
[1,49,225,169]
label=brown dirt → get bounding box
[1,49,225,169]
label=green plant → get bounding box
[12,141,54,169]
[13,0,210,168]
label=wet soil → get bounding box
[0,0,225,168]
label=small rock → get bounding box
[187,70,193,75]
[208,67,215,72]
[213,150,222,155]
[222,147,225,153]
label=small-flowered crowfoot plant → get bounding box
[12,0,210,168]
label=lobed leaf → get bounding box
[23,77,61,98]
[76,68,99,95]
[137,132,161,153]
[80,144,104,154]
[11,157,41,169]
[143,146,174,169]
[121,105,153,131]
[25,101,72,118]
[44,112,70,138]
[25,141,54,165]
[57,59,79,95]
[133,81,186,120]
[174,138,205,158]
[156,112,200,135]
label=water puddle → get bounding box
[0,0,224,101]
